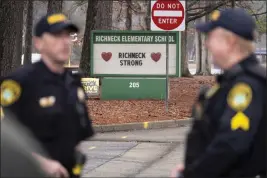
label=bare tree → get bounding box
[94,1,113,30]
[186,1,230,23]
[200,16,211,76]
[112,1,132,30]
[13,1,25,69]
[80,0,98,77]
[195,2,212,76]
[47,0,63,14]
[145,0,151,30]
[0,0,24,76]
[23,0,33,65]
[125,0,132,30]
[195,20,202,75]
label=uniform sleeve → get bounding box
[0,77,24,121]
[184,78,264,178]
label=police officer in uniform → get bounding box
[172,8,266,178]
[0,13,94,178]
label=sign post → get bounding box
[151,0,185,112]
[165,32,169,112]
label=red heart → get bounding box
[101,52,112,61]
[151,52,161,62]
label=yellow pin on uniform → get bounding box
[77,87,85,102]
[1,80,22,106]
[39,96,56,108]
[227,82,253,131]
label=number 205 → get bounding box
[129,82,139,88]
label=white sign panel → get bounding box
[91,32,180,76]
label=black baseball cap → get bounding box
[196,8,256,41]
[34,13,79,37]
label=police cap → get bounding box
[34,13,79,37]
[196,8,256,41]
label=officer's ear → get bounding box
[33,36,43,52]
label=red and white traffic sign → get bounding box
[151,0,185,31]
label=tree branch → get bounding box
[251,11,267,16]
[187,0,199,9]
[186,1,229,23]
[188,6,215,12]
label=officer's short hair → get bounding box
[218,27,256,54]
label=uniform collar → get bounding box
[36,60,78,86]
[216,53,258,83]
[36,60,67,80]
[239,53,259,67]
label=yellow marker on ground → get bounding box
[72,164,82,175]
[89,146,96,150]
[0,107,4,120]
[144,122,149,129]
[121,136,127,139]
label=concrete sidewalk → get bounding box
[93,118,192,133]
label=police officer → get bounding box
[172,8,266,178]
[0,13,94,178]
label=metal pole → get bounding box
[165,31,169,112]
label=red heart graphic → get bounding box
[101,52,112,62]
[151,52,161,62]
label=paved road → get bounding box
[80,126,190,177]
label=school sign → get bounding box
[90,31,181,100]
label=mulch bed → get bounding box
[87,76,215,125]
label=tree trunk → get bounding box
[80,0,97,77]
[181,1,192,77]
[231,0,235,8]
[24,0,33,65]
[181,31,192,77]
[145,0,151,30]
[200,30,207,75]
[94,1,113,30]
[13,1,24,69]
[125,0,132,30]
[47,0,63,14]
[0,1,24,77]
[195,28,201,74]
[199,15,211,76]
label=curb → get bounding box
[93,118,192,133]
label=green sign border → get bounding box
[90,30,181,77]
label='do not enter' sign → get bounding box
[151,0,185,31]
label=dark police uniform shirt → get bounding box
[0,60,94,173]
[184,54,266,178]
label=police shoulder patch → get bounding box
[0,80,22,106]
[227,82,252,111]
